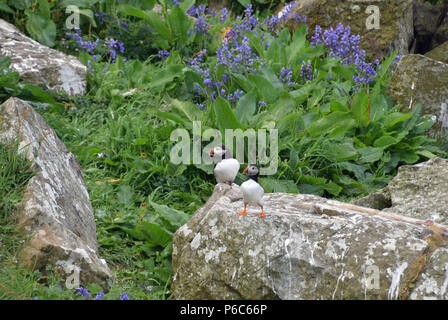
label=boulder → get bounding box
[0,97,112,289]
[171,183,448,299]
[354,157,448,225]
[425,41,448,64]
[432,15,448,48]
[387,54,448,140]
[413,0,443,53]
[0,19,86,96]
[285,0,414,61]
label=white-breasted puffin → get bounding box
[209,145,240,186]
[238,164,266,217]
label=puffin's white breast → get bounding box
[241,179,264,206]
[214,158,240,183]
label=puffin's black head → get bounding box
[243,164,259,181]
[209,145,232,160]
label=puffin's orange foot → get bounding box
[259,211,266,217]
[237,210,247,215]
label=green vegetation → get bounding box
[0,0,447,299]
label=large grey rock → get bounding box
[432,15,448,48]
[387,54,448,140]
[413,0,443,53]
[354,158,448,225]
[425,41,448,64]
[0,19,86,96]
[171,183,448,300]
[0,97,112,289]
[285,0,414,61]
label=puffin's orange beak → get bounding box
[243,167,248,174]
[209,149,214,157]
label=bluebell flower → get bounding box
[120,293,130,300]
[95,291,105,300]
[220,8,228,24]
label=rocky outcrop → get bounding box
[425,41,448,64]
[413,0,443,53]
[0,97,112,289]
[354,157,448,225]
[171,183,448,300]
[0,19,86,96]
[285,0,414,61]
[387,54,448,140]
[432,14,448,48]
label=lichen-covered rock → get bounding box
[432,15,448,48]
[387,54,448,140]
[410,248,448,300]
[355,158,448,225]
[0,19,86,96]
[171,183,448,300]
[0,97,112,288]
[285,0,414,61]
[425,41,448,64]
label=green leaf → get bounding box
[415,150,437,159]
[259,178,298,193]
[235,90,257,125]
[212,97,244,131]
[351,90,370,127]
[373,136,398,149]
[147,200,190,231]
[286,24,307,65]
[357,146,383,163]
[167,6,193,46]
[136,221,173,247]
[0,1,14,14]
[306,112,349,137]
[171,99,203,122]
[144,11,173,42]
[248,74,279,104]
[25,10,57,47]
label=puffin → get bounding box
[209,145,240,186]
[238,164,266,217]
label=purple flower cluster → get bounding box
[311,23,376,88]
[76,286,92,298]
[66,29,99,54]
[105,38,125,63]
[300,60,313,81]
[280,67,296,86]
[120,292,130,300]
[95,291,105,300]
[158,50,170,59]
[262,1,305,33]
[220,8,228,24]
[95,10,106,25]
[217,36,259,74]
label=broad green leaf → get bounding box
[259,178,298,193]
[147,200,190,231]
[248,74,279,104]
[171,99,203,122]
[212,97,244,131]
[415,150,437,159]
[25,10,57,47]
[351,90,370,127]
[137,221,173,247]
[373,135,398,149]
[143,11,173,42]
[0,1,14,14]
[235,90,257,125]
[357,146,383,163]
[167,6,193,46]
[306,111,349,137]
[287,24,307,65]
[325,141,358,161]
